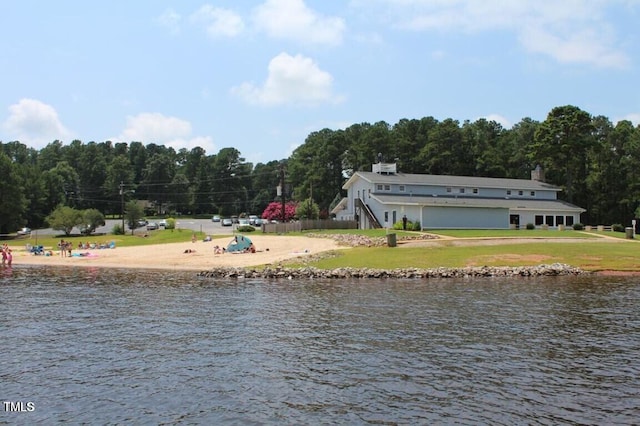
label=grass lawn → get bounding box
[11,228,231,250]
[295,229,640,272]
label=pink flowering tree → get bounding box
[261,201,297,222]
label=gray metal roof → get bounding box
[372,193,585,212]
[344,171,561,192]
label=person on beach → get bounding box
[59,239,66,257]
[6,248,12,266]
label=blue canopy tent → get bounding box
[226,235,252,252]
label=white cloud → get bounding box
[190,5,244,38]
[616,113,640,126]
[252,0,345,45]
[479,114,512,129]
[366,0,631,68]
[3,98,72,148]
[231,52,344,106]
[155,8,182,35]
[116,113,216,153]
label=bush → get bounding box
[525,223,535,230]
[112,223,124,235]
[572,223,584,230]
[612,223,625,232]
[411,221,421,231]
[237,225,255,233]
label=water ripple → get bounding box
[1,267,639,424]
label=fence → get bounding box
[261,220,357,234]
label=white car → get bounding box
[17,227,31,235]
[221,218,233,226]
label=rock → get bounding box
[197,263,587,279]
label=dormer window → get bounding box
[459,188,465,194]
[399,185,405,192]
[518,190,523,196]
[446,187,452,193]
[472,188,478,194]
[506,190,511,195]
[530,191,535,196]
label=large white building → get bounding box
[333,163,585,230]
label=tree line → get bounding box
[1,105,639,234]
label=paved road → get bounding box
[29,218,237,237]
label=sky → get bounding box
[1,0,639,165]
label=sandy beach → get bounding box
[8,235,346,271]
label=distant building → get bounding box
[332,162,585,229]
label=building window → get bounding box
[384,211,389,223]
[506,190,511,195]
[377,184,383,191]
[399,185,405,192]
[446,187,452,193]
[535,215,544,225]
[556,216,564,225]
[368,189,371,198]
[459,188,465,194]
[546,215,554,226]
[530,191,535,196]
[473,188,478,194]
[384,184,391,191]
[566,216,574,226]
[518,190,523,196]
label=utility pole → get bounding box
[280,165,286,223]
[120,181,125,232]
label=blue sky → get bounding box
[2,0,639,165]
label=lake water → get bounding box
[1,266,639,425]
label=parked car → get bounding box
[253,218,263,226]
[147,222,159,230]
[221,218,233,226]
[248,215,258,225]
[158,219,167,228]
[78,224,93,235]
[238,218,250,226]
[17,227,31,235]
[212,215,221,222]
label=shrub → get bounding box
[237,225,255,233]
[572,223,584,230]
[525,223,535,230]
[112,223,124,235]
[392,220,420,231]
[612,223,625,232]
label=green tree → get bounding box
[124,200,145,235]
[46,205,83,236]
[141,153,176,214]
[532,105,594,204]
[295,198,320,219]
[0,152,28,233]
[80,208,106,235]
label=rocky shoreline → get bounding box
[197,263,588,279]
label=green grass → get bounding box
[293,234,640,272]
[424,229,598,238]
[11,228,231,249]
